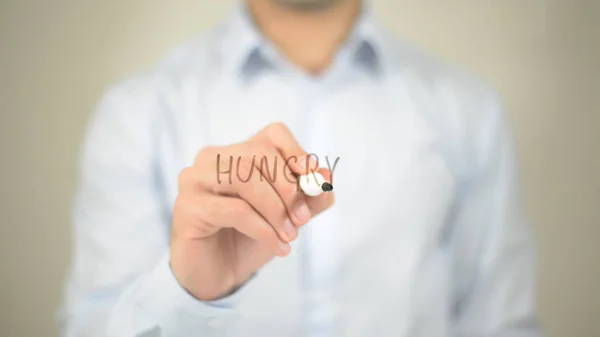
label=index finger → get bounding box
[252,122,317,175]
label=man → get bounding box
[58,0,542,336]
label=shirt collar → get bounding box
[219,2,387,80]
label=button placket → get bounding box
[298,74,343,337]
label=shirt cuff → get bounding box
[135,252,252,335]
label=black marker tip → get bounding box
[321,182,333,192]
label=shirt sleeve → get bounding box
[57,76,248,337]
[448,92,544,337]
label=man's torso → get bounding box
[121,11,495,336]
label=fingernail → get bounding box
[294,202,311,224]
[277,241,291,256]
[283,218,297,241]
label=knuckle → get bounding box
[226,199,251,222]
[173,195,187,214]
[172,196,218,240]
[228,200,247,218]
[267,121,287,132]
[266,122,288,138]
[174,195,199,222]
[177,167,195,187]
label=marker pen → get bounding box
[298,171,333,197]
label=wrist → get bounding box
[169,257,237,302]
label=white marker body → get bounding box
[299,171,327,197]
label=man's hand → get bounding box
[170,123,335,301]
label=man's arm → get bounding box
[57,78,244,337]
[449,92,543,336]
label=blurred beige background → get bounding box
[1,0,599,336]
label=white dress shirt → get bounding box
[58,4,542,337]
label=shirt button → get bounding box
[207,318,224,329]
